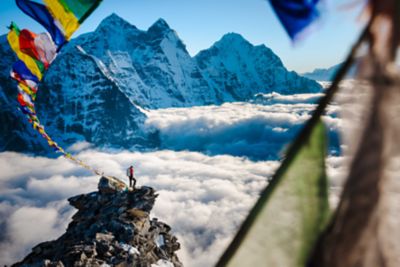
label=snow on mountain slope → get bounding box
[37,45,154,149]
[0,13,322,153]
[69,15,219,108]
[60,14,320,109]
[195,33,322,100]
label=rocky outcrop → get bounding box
[12,177,183,267]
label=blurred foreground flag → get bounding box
[216,120,329,267]
[269,0,322,41]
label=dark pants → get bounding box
[129,175,136,188]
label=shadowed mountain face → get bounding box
[0,14,321,154]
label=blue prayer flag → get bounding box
[12,60,40,83]
[269,0,321,41]
[15,0,66,47]
[20,105,36,116]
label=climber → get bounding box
[126,165,136,189]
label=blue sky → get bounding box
[0,0,365,72]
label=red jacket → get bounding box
[127,167,134,177]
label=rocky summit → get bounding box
[12,177,183,267]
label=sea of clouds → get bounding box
[0,91,350,267]
[145,93,341,160]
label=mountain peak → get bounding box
[103,13,128,23]
[96,13,137,32]
[221,33,248,42]
[147,18,171,36]
[152,18,170,29]
[215,33,252,49]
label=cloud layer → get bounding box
[0,150,277,266]
[145,96,341,160]
[0,93,349,266]
[0,149,345,267]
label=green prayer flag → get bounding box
[59,0,103,22]
[217,120,329,267]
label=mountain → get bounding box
[65,14,220,109]
[36,43,153,150]
[302,62,357,81]
[12,177,183,267]
[195,33,320,99]
[0,14,322,153]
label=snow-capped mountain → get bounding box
[0,14,321,153]
[195,32,321,100]
[36,43,153,150]
[66,14,220,108]
[302,62,357,81]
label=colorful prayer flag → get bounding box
[11,60,40,83]
[8,23,43,80]
[16,0,67,47]
[8,0,104,177]
[43,0,80,39]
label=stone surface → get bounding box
[12,177,182,267]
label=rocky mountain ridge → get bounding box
[302,61,357,81]
[0,13,321,153]
[12,177,183,267]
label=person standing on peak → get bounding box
[126,165,136,189]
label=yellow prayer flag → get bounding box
[43,0,80,39]
[18,83,35,97]
[7,30,43,80]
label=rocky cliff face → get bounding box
[36,45,154,150]
[0,13,321,153]
[64,14,320,109]
[60,14,220,109]
[195,33,321,100]
[12,177,183,267]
